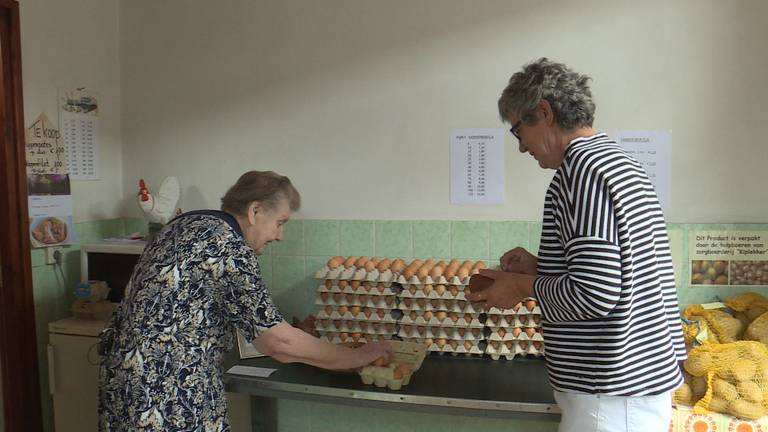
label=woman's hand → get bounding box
[357,341,393,366]
[500,247,538,275]
[465,269,535,310]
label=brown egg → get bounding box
[429,265,444,279]
[512,302,522,312]
[319,319,330,327]
[351,333,362,343]
[533,341,543,350]
[424,338,434,347]
[403,298,412,307]
[416,326,426,335]
[434,311,446,322]
[349,306,361,316]
[395,363,412,377]
[423,311,434,321]
[525,328,536,338]
[376,310,386,319]
[320,292,329,302]
[364,308,373,318]
[358,322,368,331]
[332,320,342,329]
[372,356,389,367]
[449,286,459,297]
[444,267,457,279]
[532,315,541,324]
[390,259,406,273]
[364,261,376,272]
[457,267,470,280]
[463,341,473,351]
[464,314,473,324]
[393,368,404,380]
[354,257,368,268]
[519,341,529,350]
[362,282,372,292]
[364,334,374,342]
[409,311,418,321]
[337,305,348,315]
[324,305,333,315]
[471,328,481,338]
[371,322,381,332]
[345,294,355,303]
[416,298,427,308]
[350,280,360,289]
[449,312,459,323]
[376,283,386,293]
[377,335,386,341]
[457,328,466,337]
[504,341,514,349]
[498,328,507,338]
[416,266,430,280]
[327,257,343,269]
[324,279,333,289]
[408,286,417,295]
[430,299,441,308]
[435,285,446,295]
[512,327,522,337]
[422,284,434,295]
[384,323,394,332]
[436,338,447,348]
[332,293,343,303]
[457,300,466,309]
[339,332,349,341]
[525,299,537,311]
[338,280,349,289]
[384,296,395,306]
[490,341,501,350]
[370,256,381,264]
[358,294,369,304]
[376,258,392,272]
[449,340,459,350]
[343,256,357,268]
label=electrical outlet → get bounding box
[45,246,64,265]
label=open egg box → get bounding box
[317,306,397,323]
[398,325,484,340]
[399,310,483,327]
[318,280,397,295]
[486,326,544,342]
[486,340,544,359]
[316,319,397,334]
[398,297,478,314]
[315,293,397,309]
[358,340,427,390]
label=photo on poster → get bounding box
[29,215,73,247]
[27,174,71,195]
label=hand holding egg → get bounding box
[465,269,536,310]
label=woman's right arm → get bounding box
[253,322,392,371]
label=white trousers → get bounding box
[554,390,672,432]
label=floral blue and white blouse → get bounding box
[98,211,283,431]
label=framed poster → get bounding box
[236,331,264,359]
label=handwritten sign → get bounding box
[25,113,66,175]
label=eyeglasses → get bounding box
[509,120,522,141]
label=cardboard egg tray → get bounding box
[401,337,485,355]
[485,340,544,360]
[398,297,478,314]
[485,314,541,328]
[316,305,397,323]
[318,281,397,295]
[486,304,542,315]
[399,284,468,301]
[486,326,544,342]
[398,325,484,340]
[314,266,397,284]
[316,319,397,335]
[399,310,484,328]
[358,340,426,390]
[315,292,397,309]
[320,331,394,344]
[396,274,473,286]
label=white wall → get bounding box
[119,0,767,223]
[20,0,123,222]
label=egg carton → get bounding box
[426,339,484,355]
[397,298,478,314]
[486,303,542,315]
[399,311,484,328]
[485,314,541,328]
[321,333,394,344]
[358,341,426,391]
[399,286,467,301]
[315,293,397,309]
[317,281,397,295]
[315,266,398,283]
[398,325,484,340]
[396,274,472,286]
[486,327,544,342]
[486,340,544,359]
[317,307,397,323]
[316,320,397,334]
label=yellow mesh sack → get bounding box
[682,305,746,344]
[724,292,768,313]
[686,341,768,420]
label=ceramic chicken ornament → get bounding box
[137,177,180,224]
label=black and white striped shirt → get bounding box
[533,133,686,396]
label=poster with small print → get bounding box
[60,88,99,180]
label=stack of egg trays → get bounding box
[396,277,485,356]
[314,263,400,344]
[484,300,544,360]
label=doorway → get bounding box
[0,0,43,430]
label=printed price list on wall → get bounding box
[450,129,504,205]
[59,88,100,180]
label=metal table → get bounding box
[224,355,560,431]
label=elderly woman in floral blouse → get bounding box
[98,171,391,431]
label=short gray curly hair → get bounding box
[498,58,595,131]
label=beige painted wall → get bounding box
[20,0,123,222]
[119,0,768,223]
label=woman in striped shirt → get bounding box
[466,58,687,432]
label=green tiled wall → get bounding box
[31,218,767,432]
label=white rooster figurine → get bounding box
[137,177,181,224]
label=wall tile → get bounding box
[375,221,412,258]
[413,221,451,259]
[451,221,489,260]
[308,401,343,432]
[258,255,273,288]
[75,219,125,244]
[277,400,309,432]
[123,217,148,236]
[489,222,529,263]
[305,220,340,256]
[272,219,304,256]
[528,222,543,255]
[339,220,375,257]
[272,256,307,321]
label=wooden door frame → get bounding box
[0,0,43,430]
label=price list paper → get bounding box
[59,88,99,180]
[450,129,505,205]
[616,130,671,211]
